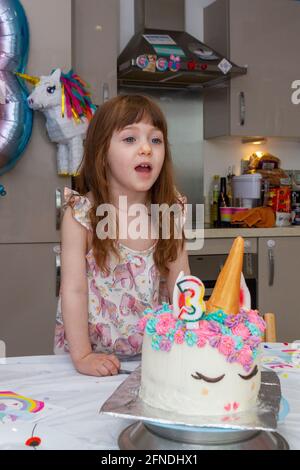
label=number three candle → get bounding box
[173,271,206,329]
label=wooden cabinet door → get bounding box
[258,237,300,343]
[204,0,300,138]
[0,243,59,356]
[72,0,119,105]
[230,0,300,138]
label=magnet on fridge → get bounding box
[218,58,232,75]
[168,54,181,72]
[144,55,157,72]
[136,55,149,69]
[156,57,169,72]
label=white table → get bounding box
[0,352,299,450]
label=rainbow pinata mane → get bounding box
[60,70,96,122]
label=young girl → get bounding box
[54,94,190,376]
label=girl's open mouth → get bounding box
[135,163,152,173]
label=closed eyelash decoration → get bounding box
[191,372,225,383]
[238,365,258,381]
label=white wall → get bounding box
[120,0,300,198]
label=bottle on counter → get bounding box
[226,165,235,207]
[218,177,230,227]
[210,175,220,228]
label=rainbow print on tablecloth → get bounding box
[0,391,45,423]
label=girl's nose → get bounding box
[139,143,152,156]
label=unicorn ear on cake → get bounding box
[206,236,251,315]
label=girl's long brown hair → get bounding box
[77,94,185,276]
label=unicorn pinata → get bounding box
[17,69,96,176]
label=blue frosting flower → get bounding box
[143,307,153,316]
[204,309,227,324]
[166,329,175,342]
[233,336,244,351]
[146,318,159,335]
[175,320,184,329]
[221,325,232,336]
[246,322,261,337]
[185,331,198,347]
[151,333,162,350]
[252,348,258,360]
[161,303,172,313]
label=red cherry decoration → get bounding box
[201,64,208,71]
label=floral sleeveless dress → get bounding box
[54,188,169,357]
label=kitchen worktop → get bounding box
[186,226,300,254]
[203,226,300,238]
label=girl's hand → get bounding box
[74,352,120,377]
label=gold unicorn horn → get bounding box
[206,236,244,316]
[15,72,40,85]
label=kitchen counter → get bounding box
[203,226,300,238]
[186,226,300,255]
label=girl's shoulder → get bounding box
[64,187,92,232]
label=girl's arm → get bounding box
[60,207,119,376]
[166,242,191,301]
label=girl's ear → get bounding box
[51,68,61,82]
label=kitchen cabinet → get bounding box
[0,244,59,357]
[258,237,300,343]
[72,0,119,105]
[203,0,300,138]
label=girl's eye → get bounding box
[123,137,136,143]
[152,137,163,144]
[191,372,225,383]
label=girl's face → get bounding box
[106,119,165,200]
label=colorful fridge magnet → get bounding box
[218,58,233,75]
[136,55,149,70]
[168,55,181,72]
[144,55,157,73]
[156,57,169,72]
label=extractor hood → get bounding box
[118,0,247,90]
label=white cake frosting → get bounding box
[140,334,261,416]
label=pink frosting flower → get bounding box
[156,314,176,335]
[232,323,251,340]
[248,312,266,333]
[198,320,219,338]
[197,335,207,348]
[137,316,150,332]
[238,345,253,367]
[218,336,235,357]
[174,329,185,344]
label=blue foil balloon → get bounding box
[0,0,33,176]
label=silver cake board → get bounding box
[100,367,289,450]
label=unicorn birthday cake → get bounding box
[138,237,266,416]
